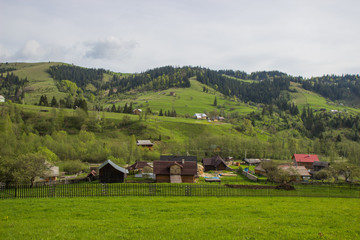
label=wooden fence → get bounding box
[1,183,359,199]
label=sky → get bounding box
[1,0,360,77]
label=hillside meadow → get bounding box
[0,196,359,240]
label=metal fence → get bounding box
[1,183,359,199]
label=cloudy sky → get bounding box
[1,0,359,77]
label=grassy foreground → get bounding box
[0,197,359,240]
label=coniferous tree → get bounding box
[50,96,58,107]
[159,109,163,116]
[214,96,217,106]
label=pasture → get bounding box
[0,196,359,239]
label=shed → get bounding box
[254,164,267,176]
[99,160,128,183]
[313,161,330,172]
[153,160,197,183]
[243,158,261,165]
[136,140,154,149]
[43,162,59,181]
[202,155,229,172]
[292,154,319,169]
[170,92,176,96]
[133,109,142,115]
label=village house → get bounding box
[133,109,142,115]
[170,92,176,96]
[194,113,207,120]
[153,159,197,183]
[160,155,197,162]
[0,95,5,103]
[99,160,128,183]
[43,162,59,182]
[127,161,152,173]
[254,164,267,176]
[136,140,154,150]
[243,158,262,165]
[278,165,311,182]
[202,155,229,172]
[292,154,319,169]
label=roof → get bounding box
[279,165,311,177]
[136,140,153,146]
[44,165,59,177]
[0,95,4,99]
[153,161,197,175]
[160,155,197,162]
[127,161,152,170]
[99,160,128,174]
[254,164,266,172]
[202,155,227,168]
[313,161,329,167]
[292,154,319,163]
[243,158,261,164]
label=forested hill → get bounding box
[1,62,360,108]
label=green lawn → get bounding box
[0,197,359,239]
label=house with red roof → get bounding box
[292,154,319,169]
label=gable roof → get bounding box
[292,154,319,163]
[160,155,197,162]
[99,160,128,174]
[279,165,311,177]
[202,155,227,167]
[127,161,152,170]
[243,158,261,164]
[153,161,197,175]
[313,161,329,167]
[136,140,153,146]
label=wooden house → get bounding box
[170,92,176,96]
[99,160,128,183]
[136,140,154,150]
[254,164,267,176]
[133,109,142,115]
[202,155,229,172]
[313,161,330,172]
[278,165,311,182]
[292,154,319,169]
[43,162,59,181]
[243,158,261,165]
[127,161,152,173]
[153,160,197,183]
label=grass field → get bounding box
[0,197,359,239]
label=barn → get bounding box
[99,160,128,183]
[202,155,229,172]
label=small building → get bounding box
[278,165,311,182]
[133,109,142,115]
[86,170,97,182]
[254,164,267,176]
[170,92,176,96]
[99,160,128,183]
[0,95,5,103]
[202,155,229,172]
[43,163,59,182]
[127,161,152,173]
[160,155,197,162]
[243,158,261,165]
[313,161,330,172]
[292,154,319,169]
[136,140,154,149]
[194,113,207,120]
[153,160,197,183]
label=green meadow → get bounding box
[0,197,359,240]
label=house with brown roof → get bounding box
[292,154,319,169]
[127,161,152,173]
[153,160,197,183]
[136,140,154,150]
[202,155,229,172]
[278,165,311,182]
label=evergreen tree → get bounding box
[159,109,163,116]
[111,104,116,112]
[50,96,58,107]
[213,96,217,106]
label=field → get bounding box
[0,196,359,239]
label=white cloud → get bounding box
[85,36,137,60]
[0,44,11,59]
[15,40,46,60]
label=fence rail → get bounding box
[1,183,359,199]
